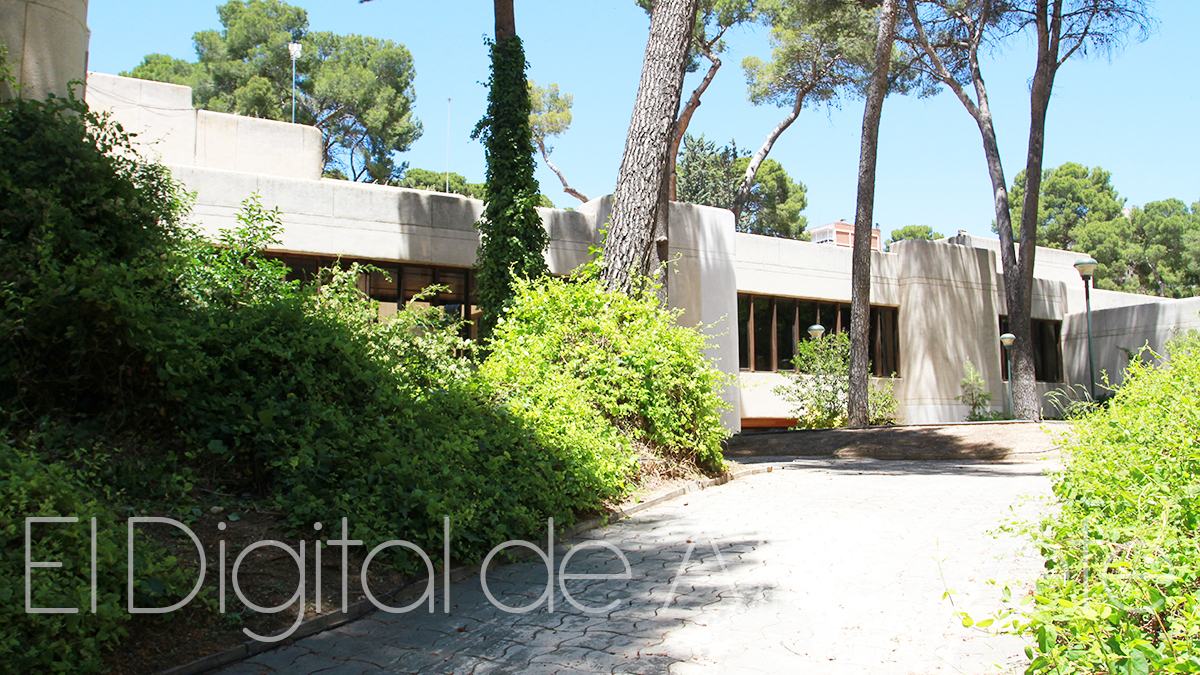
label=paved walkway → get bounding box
[221,457,1053,674]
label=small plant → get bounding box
[775,332,898,428]
[958,361,993,421]
[1043,383,1102,420]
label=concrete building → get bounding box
[0,0,89,100]
[8,0,1193,434]
[83,72,1200,432]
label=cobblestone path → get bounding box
[221,457,1051,674]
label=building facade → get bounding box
[82,72,1200,432]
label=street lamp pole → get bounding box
[1000,332,1016,417]
[288,42,302,124]
[1074,257,1099,400]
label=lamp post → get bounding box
[808,324,826,340]
[1074,257,1098,400]
[287,41,302,123]
[1000,332,1016,417]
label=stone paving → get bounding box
[220,456,1053,674]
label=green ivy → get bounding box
[472,35,547,338]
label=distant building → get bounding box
[809,220,882,252]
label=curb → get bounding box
[159,463,777,675]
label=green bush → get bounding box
[1020,332,1200,672]
[0,93,192,421]
[0,436,189,672]
[775,332,897,428]
[959,361,994,421]
[481,267,730,473]
[1,86,734,671]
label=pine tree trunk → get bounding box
[1010,0,1059,420]
[601,0,698,294]
[494,0,515,40]
[848,0,900,428]
[668,48,722,201]
[732,93,805,224]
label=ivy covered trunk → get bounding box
[601,0,698,295]
[475,0,547,337]
[848,0,899,428]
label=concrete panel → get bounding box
[1,0,88,100]
[1063,297,1200,389]
[429,193,484,232]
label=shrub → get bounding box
[481,266,731,473]
[0,93,192,422]
[0,435,190,672]
[1019,332,1200,672]
[775,332,897,428]
[2,87,735,670]
[959,361,993,421]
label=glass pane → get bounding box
[403,266,434,300]
[797,301,820,341]
[370,265,399,301]
[775,298,796,370]
[753,297,773,371]
[437,269,466,302]
[737,295,750,370]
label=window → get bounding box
[998,316,1062,382]
[268,253,478,337]
[737,293,900,376]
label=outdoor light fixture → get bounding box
[808,324,825,340]
[287,41,302,123]
[1075,257,1099,400]
[1000,332,1016,416]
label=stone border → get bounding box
[159,464,775,675]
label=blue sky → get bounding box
[87,1,1198,238]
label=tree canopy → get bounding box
[125,0,421,183]
[887,224,944,246]
[1008,162,1125,249]
[675,133,809,239]
[397,168,486,200]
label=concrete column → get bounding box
[0,0,89,101]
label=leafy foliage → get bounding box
[888,224,944,246]
[0,91,727,670]
[1018,333,1200,672]
[958,360,993,421]
[675,133,810,239]
[125,0,421,182]
[0,437,191,672]
[1008,162,1125,250]
[482,263,730,473]
[473,35,547,337]
[396,167,487,199]
[775,332,897,428]
[528,81,573,151]
[1001,162,1200,297]
[1079,198,1200,299]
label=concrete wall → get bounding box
[0,0,89,100]
[86,73,323,180]
[1063,297,1200,390]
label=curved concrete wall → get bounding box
[0,0,88,100]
